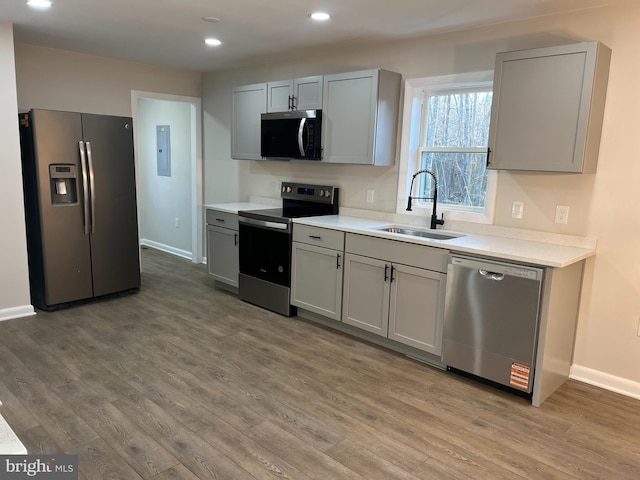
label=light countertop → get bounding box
[204,202,276,214]
[293,215,595,268]
[204,205,595,267]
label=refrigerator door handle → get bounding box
[86,141,96,234]
[79,141,91,235]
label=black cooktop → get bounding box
[238,182,339,224]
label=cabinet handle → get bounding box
[486,147,492,167]
[215,218,225,222]
[390,265,396,283]
[309,235,322,240]
[384,264,389,282]
[234,232,238,246]
[336,253,341,269]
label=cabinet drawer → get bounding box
[205,209,239,230]
[345,233,448,273]
[293,225,345,250]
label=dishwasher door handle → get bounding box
[478,269,505,281]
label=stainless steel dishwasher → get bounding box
[442,255,544,394]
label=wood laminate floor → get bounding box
[1,247,639,479]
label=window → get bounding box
[398,71,497,224]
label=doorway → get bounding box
[131,91,203,264]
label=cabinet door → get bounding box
[267,80,293,113]
[231,83,267,160]
[342,253,390,336]
[388,264,446,355]
[291,242,343,320]
[488,42,610,173]
[294,76,323,110]
[322,70,377,164]
[207,225,239,287]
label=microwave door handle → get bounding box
[298,117,306,157]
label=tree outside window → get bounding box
[417,88,493,211]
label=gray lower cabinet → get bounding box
[206,210,239,288]
[342,234,448,356]
[388,263,446,354]
[342,254,390,335]
[342,254,446,355]
[291,225,345,320]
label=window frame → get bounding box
[396,71,498,225]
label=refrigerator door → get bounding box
[27,110,93,307]
[81,114,140,296]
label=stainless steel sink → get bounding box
[374,226,464,241]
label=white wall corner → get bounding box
[0,305,36,322]
[570,364,640,401]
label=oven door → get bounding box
[238,221,292,287]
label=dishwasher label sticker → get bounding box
[510,363,531,390]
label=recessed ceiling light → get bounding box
[201,16,221,23]
[27,0,52,9]
[204,38,222,47]
[310,12,331,21]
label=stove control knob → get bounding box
[285,186,292,193]
[318,190,325,197]
[324,190,331,198]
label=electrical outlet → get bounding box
[511,201,524,219]
[555,205,569,224]
[175,217,180,228]
[365,189,375,204]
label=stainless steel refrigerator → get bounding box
[19,109,140,310]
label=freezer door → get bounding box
[82,114,141,296]
[27,110,93,307]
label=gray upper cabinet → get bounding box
[231,83,267,160]
[487,41,611,173]
[267,76,323,112]
[322,69,401,165]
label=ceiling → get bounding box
[1,0,618,72]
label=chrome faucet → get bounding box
[406,169,445,230]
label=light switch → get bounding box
[555,205,569,224]
[365,189,375,204]
[511,201,524,219]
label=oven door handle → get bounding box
[239,216,290,231]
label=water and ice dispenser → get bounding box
[49,164,78,205]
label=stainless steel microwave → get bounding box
[261,110,322,160]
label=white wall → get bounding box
[137,98,192,254]
[0,24,33,320]
[202,2,640,395]
[15,44,201,116]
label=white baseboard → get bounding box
[571,364,640,401]
[140,239,192,260]
[0,305,36,322]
